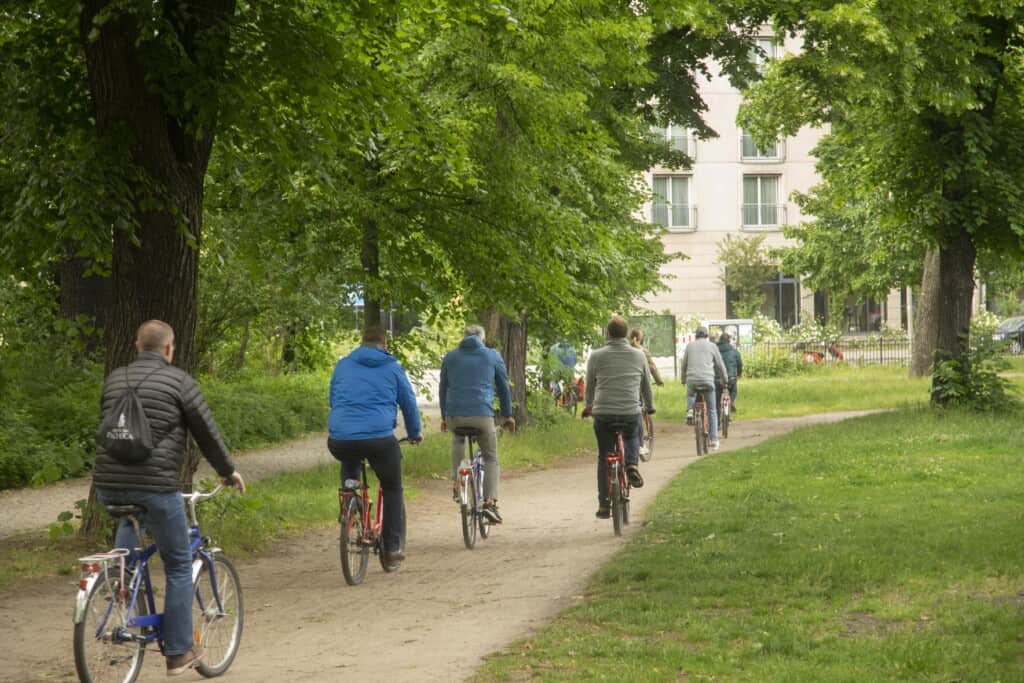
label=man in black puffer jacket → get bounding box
[94,320,245,676]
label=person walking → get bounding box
[328,326,422,570]
[681,325,728,451]
[581,315,655,518]
[94,320,246,677]
[439,325,515,524]
[629,327,664,386]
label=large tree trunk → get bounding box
[909,249,941,378]
[58,250,111,355]
[930,229,977,405]
[481,310,530,426]
[78,0,236,536]
[360,216,383,329]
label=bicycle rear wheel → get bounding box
[73,569,147,683]
[340,496,369,585]
[194,554,244,677]
[610,476,623,537]
[564,387,578,416]
[477,465,491,539]
[461,472,478,549]
[640,414,654,461]
[694,406,706,455]
[721,400,730,439]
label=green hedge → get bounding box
[0,366,329,490]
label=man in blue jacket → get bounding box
[439,324,516,523]
[328,326,422,570]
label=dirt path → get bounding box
[0,411,873,683]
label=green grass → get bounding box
[475,407,1024,682]
[655,364,929,422]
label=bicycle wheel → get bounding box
[379,500,408,573]
[73,569,147,683]
[564,387,578,416]
[640,414,654,462]
[340,496,369,585]
[194,554,244,677]
[694,406,705,455]
[721,400,730,439]
[461,472,478,549]
[610,476,623,537]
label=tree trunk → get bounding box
[909,249,941,378]
[58,252,111,355]
[480,310,530,426]
[361,216,383,329]
[78,0,236,536]
[930,228,977,405]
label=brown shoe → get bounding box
[166,646,203,676]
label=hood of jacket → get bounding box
[349,345,398,368]
[458,335,486,352]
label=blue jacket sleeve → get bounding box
[493,352,513,418]
[438,355,448,420]
[395,366,422,439]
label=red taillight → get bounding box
[81,563,100,573]
[458,468,470,476]
[79,579,89,590]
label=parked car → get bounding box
[992,316,1024,354]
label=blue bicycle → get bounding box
[454,426,491,549]
[73,486,243,682]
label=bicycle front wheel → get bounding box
[461,472,478,549]
[340,496,369,585]
[194,554,244,678]
[721,402,730,439]
[73,570,147,683]
[610,477,623,537]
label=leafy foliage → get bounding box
[717,234,777,318]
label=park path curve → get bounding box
[0,410,875,683]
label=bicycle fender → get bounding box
[73,574,100,624]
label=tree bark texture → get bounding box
[930,228,977,404]
[481,310,530,426]
[909,249,941,378]
[78,0,236,534]
[58,250,111,354]
[360,216,383,329]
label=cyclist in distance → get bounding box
[328,325,422,570]
[629,328,664,387]
[547,337,578,399]
[94,320,246,677]
[581,315,655,519]
[439,325,515,523]
[716,331,744,413]
[681,325,728,451]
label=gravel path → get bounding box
[2,410,876,683]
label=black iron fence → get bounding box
[746,338,912,367]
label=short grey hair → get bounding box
[464,324,486,340]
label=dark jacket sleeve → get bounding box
[395,366,422,439]
[179,374,235,478]
[493,352,513,418]
[438,355,448,420]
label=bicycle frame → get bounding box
[339,462,384,546]
[457,436,486,507]
[603,430,630,535]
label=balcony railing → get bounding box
[652,204,698,231]
[741,204,788,229]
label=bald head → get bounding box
[136,320,175,357]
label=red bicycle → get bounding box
[719,389,731,439]
[338,445,409,586]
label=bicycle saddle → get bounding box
[453,426,482,437]
[105,504,146,518]
[605,421,632,432]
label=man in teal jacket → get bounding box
[439,325,516,523]
[328,326,422,569]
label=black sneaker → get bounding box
[626,465,644,488]
[482,502,503,524]
[382,548,405,571]
[595,506,611,519]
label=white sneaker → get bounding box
[639,445,650,457]
[710,441,720,451]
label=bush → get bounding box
[743,346,814,379]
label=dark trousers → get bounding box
[727,377,738,406]
[327,436,404,552]
[593,414,641,505]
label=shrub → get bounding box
[743,346,814,379]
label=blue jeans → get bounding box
[97,488,194,656]
[328,436,404,552]
[593,414,641,505]
[687,381,719,443]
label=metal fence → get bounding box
[746,339,913,367]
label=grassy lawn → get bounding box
[654,364,929,422]
[476,407,1024,682]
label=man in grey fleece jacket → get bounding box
[681,326,728,450]
[581,315,655,518]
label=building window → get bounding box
[750,37,778,73]
[742,174,784,228]
[652,175,694,230]
[726,272,800,328]
[652,124,696,158]
[841,297,887,332]
[741,131,784,160]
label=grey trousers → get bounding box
[448,415,500,501]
